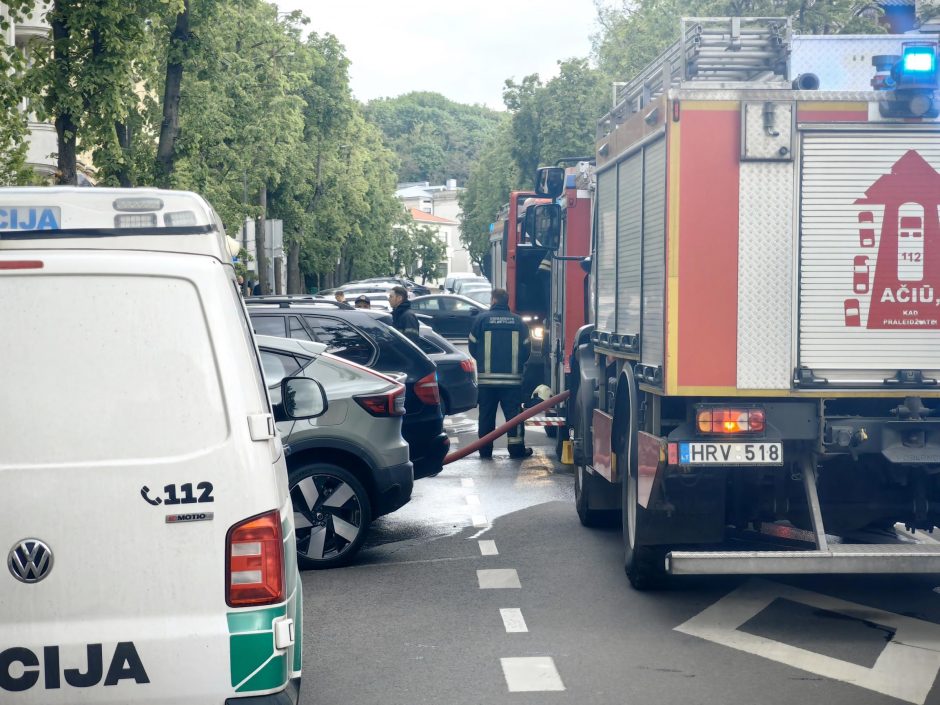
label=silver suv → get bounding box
[257,335,414,568]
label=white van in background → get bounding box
[0,188,307,704]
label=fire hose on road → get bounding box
[442,390,571,465]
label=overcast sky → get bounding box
[273,0,603,110]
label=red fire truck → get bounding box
[534,17,940,588]
[487,165,593,452]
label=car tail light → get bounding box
[226,510,284,607]
[696,407,765,435]
[460,358,476,374]
[414,372,441,406]
[0,261,43,270]
[355,384,406,417]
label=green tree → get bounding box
[364,91,502,184]
[459,119,517,268]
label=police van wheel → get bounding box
[289,463,372,570]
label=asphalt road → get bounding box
[299,374,940,705]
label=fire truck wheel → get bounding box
[622,449,666,590]
[575,465,611,527]
[616,373,667,590]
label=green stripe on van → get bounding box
[227,605,285,634]
[235,653,288,693]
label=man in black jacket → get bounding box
[389,285,420,343]
[468,288,532,459]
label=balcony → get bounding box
[14,1,51,45]
[25,121,56,177]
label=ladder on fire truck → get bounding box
[598,16,791,139]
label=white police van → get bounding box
[0,188,309,704]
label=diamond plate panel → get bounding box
[738,161,795,390]
[742,102,793,160]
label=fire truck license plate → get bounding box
[679,442,783,466]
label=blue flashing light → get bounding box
[489,222,495,232]
[903,48,936,74]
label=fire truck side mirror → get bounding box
[535,167,565,200]
[525,203,561,250]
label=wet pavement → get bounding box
[299,347,940,705]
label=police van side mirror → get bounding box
[524,203,562,250]
[281,377,328,419]
[535,166,565,200]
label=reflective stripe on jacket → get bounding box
[468,304,530,386]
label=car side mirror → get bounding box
[524,203,561,250]
[535,166,565,200]
[281,377,328,420]
[469,308,479,315]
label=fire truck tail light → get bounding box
[696,408,765,434]
[226,510,284,607]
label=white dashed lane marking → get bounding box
[477,569,521,589]
[500,657,565,692]
[478,540,498,556]
[471,514,488,528]
[466,494,481,506]
[499,608,528,633]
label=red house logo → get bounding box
[845,150,940,329]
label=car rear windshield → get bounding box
[0,275,228,465]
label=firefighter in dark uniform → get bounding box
[468,288,532,459]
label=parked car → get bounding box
[257,335,413,569]
[453,276,491,295]
[367,311,478,414]
[443,271,483,293]
[410,293,487,337]
[356,276,431,296]
[246,301,449,479]
[464,288,492,306]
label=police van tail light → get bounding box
[226,510,284,607]
[0,260,43,270]
[414,372,441,406]
[355,384,406,417]
[696,406,765,435]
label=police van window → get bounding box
[288,316,312,341]
[260,350,303,388]
[4,275,228,465]
[303,315,375,366]
[252,315,287,337]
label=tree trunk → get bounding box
[114,121,133,187]
[156,0,189,186]
[50,4,76,185]
[287,237,302,293]
[255,186,269,293]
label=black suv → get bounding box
[246,299,449,479]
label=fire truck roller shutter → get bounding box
[595,167,617,333]
[641,138,667,375]
[616,152,643,338]
[799,131,940,383]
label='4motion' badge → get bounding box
[8,539,53,583]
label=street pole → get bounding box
[255,185,268,293]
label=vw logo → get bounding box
[8,539,53,584]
